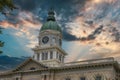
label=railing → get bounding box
[64,57,114,66]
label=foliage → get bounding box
[0,0,16,11]
[0,0,16,53]
[0,28,4,54]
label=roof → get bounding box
[40,9,62,33]
[0,57,119,76]
[32,45,67,55]
[12,58,48,72]
[40,21,62,33]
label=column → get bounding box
[34,54,37,60]
[53,51,56,59]
[48,51,50,60]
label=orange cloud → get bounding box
[0,21,19,29]
[0,11,42,49]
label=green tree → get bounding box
[0,0,16,12]
[0,0,16,53]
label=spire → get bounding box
[47,8,56,21]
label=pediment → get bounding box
[12,58,47,72]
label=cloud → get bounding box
[61,0,120,62]
[0,11,42,49]
[0,0,120,62]
[79,25,104,41]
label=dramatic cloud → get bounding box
[62,0,120,62]
[0,0,88,48]
[0,0,120,62]
[0,11,42,49]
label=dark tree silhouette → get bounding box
[0,0,16,11]
[0,0,16,53]
[0,28,4,54]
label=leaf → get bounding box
[0,0,16,11]
[0,41,4,47]
[0,50,3,54]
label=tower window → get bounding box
[59,39,62,46]
[33,55,35,59]
[80,77,86,80]
[59,54,62,61]
[62,56,64,63]
[52,37,56,43]
[42,53,44,60]
[95,75,102,80]
[56,52,58,59]
[44,52,48,60]
[37,54,39,60]
[50,51,53,59]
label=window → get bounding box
[37,54,39,60]
[50,51,53,59]
[95,75,102,80]
[80,77,86,80]
[56,52,58,59]
[33,55,35,59]
[59,54,62,61]
[42,53,44,60]
[62,56,64,62]
[65,78,71,80]
[59,39,62,46]
[16,78,19,80]
[44,75,47,80]
[52,37,56,43]
[30,67,36,70]
[44,52,48,60]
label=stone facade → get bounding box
[0,58,120,80]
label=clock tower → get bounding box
[32,9,67,67]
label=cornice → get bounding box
[0,61,119,76]
[32,46,67,55]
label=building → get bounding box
[0,10,120,80]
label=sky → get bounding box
[0,0,120,62]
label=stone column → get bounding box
[39,53,42,61]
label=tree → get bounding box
[0,0,16,53]
[0,0,16,10]
[0,28,4,53]
[0,0,16,15]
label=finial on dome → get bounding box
[47,8,56,21]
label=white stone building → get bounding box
[0,10,120,80]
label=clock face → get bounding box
[42,36,49,44]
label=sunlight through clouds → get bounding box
[0,0,120,62]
